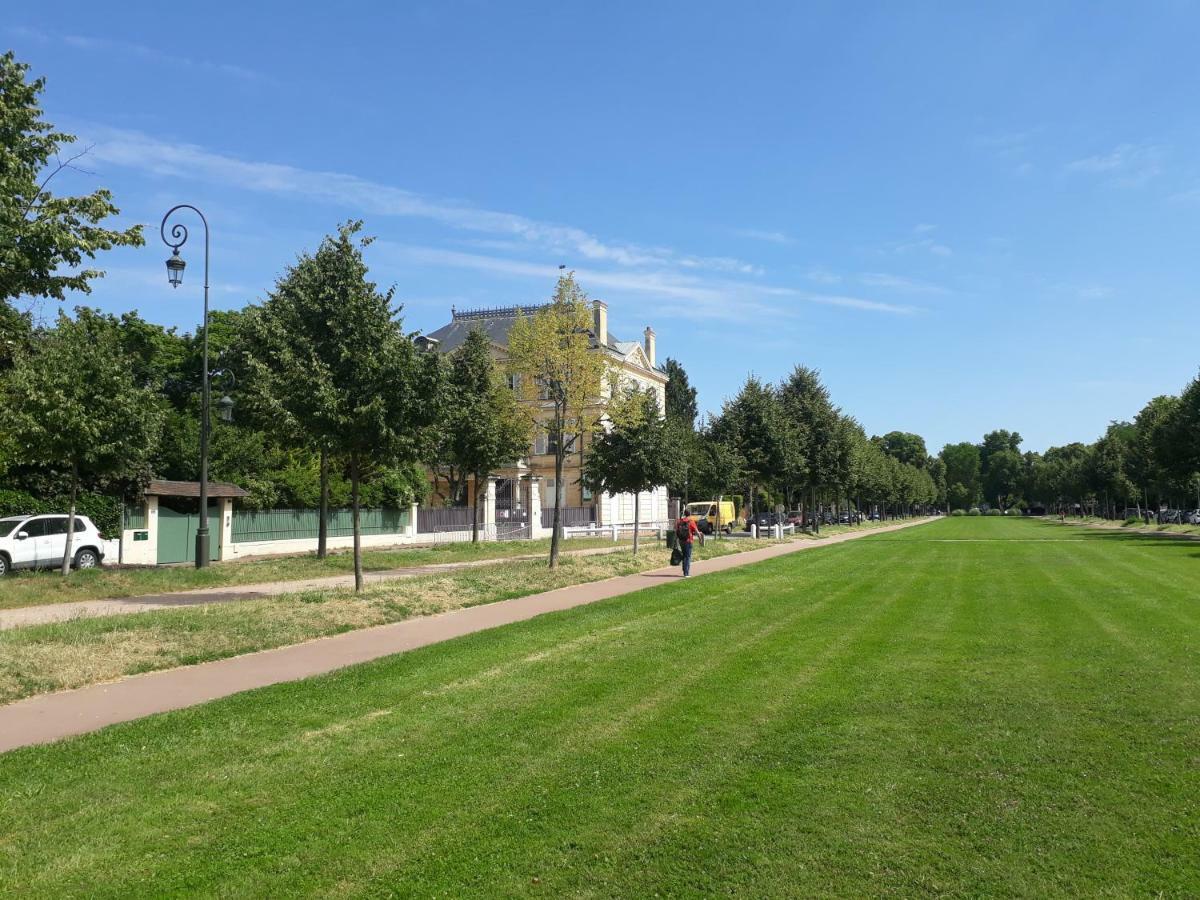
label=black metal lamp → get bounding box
[166,249,186,288]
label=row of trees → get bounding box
[940,386,1200,517]
[661,364,942,525]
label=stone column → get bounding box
[484,477,498,541]
[527,476,546,540]
[219,497,234,561]
[144,495,160,565]
[408,503,419,538]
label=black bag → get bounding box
[670,546,683,566]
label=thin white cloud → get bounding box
[8,25,267,83]
[1076,285,1114,300]
[82,126,761,277]
[377,244,918,319]
[805,267,842,285]
[890,237,952,258]
[805,293,918,315]
[1065,143,1164,187]
[733,228,794,245]
[858,272,948,295]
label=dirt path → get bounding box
[0,544,635,631]
[0,518,934,754]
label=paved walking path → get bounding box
[0,545,636,631]
[0,518,933,754]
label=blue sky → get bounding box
[9,2,1200,453]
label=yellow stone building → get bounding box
[420,299,669,526]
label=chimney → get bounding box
[593,299,608,346]
[643,326,656,368]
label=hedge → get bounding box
[0,490,121,536]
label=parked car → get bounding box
[785,510,805,527]
[1187,510,1200,525]
[0,514,106,576]
[751,510,782,529]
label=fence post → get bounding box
[527,477,546,540]
[484,478,498,541]
[750,523,758,539]
[612,522,619,542]
[408,503,419,539]
[220,498,234,560]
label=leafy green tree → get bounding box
[443,328,531,542]
[4,309,162,574]
[984,448,1024,510]
[237,222,440,589]
[777,365,835,521]
[1159,373,1200,488]
[980,429,1022,475]
[583,387,672,554]
[710,376,792,520]
[940,442,981,511]
[662,357,698,428]
[873,431,928,469]
[0,52,143,307]
[507,272,607,568]
[1129,396,1179,510]
[661,357,700,501]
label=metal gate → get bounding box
[495,478,530,541]
[157,504,221,565]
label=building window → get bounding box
[506,373,521,392]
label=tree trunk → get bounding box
[550,430,564,569]
[60,461,78,577]
[351,451,363,592]
[472,470,481,544]
[632,491,640,555]
[317,447,329,559]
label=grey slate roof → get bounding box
[422,305,667,375]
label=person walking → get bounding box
[675,514,700,577]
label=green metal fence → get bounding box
[123,505,147,530]
[231,508,409,543]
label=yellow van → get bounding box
[682,500,738,534]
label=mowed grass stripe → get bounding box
[1,517,1198,896]
[370,551,925,896]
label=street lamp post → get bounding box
[161,205,213,568]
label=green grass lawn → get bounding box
[3,516,1196,896]
[0,535,640,611]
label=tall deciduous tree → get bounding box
[940,441,982,511]
[507,273,607,568]
[237,222,440,589]
[443,328,532,542]
[0,52,143,307]
[4,309,162,574]
[711,376,793,520]
[583,386,672,554]
[662,357,698,428]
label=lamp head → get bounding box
[166,249,186,288]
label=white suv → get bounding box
[0,514,106,576]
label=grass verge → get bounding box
[0,536,777,705]
[0,535,636,611]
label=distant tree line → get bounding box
[940,381,1200,517]
[662,363,942,523]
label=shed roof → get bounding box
[144,480,250,499]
